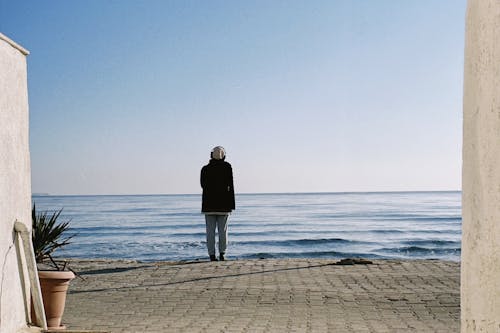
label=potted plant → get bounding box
[32,203,76,330]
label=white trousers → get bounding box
[205,214,229,256]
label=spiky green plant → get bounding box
[32,203,74,268]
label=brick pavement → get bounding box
[63,259,460,333]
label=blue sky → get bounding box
[1,0,466,195]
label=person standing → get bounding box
[200,146,235,261]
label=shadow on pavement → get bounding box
[69,261,345,294]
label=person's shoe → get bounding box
[210,255,218,261]
[219,253,225,261]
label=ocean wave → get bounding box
[158,212,200,217]
[366,229,406,234]
[234,238,368,247]
[369,213,460,220]
[383,216,461,222]
[376,246,461,256]
[101,207,153,213]
[411,229,461,234]
[401,240,460,247]
[240,250,384,260]
[170,232,206,237]
[59,240,205,257]
[70,224,203,233]
[366,229,460,235]
[311,213,461,222]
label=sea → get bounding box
[32,191,462,262]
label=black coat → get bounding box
[201,159,235,213]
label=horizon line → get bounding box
[32,189,462,197]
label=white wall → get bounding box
[0,33,32,333]
[462,1,500,332]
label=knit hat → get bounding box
[211,146,226,160]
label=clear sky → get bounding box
[1,0,466,195]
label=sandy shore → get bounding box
[61,258,460,333]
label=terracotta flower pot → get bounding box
[37,270,75,330]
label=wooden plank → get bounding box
[15,221,48,330]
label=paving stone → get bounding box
[63,258,460,332]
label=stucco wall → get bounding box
[462,1,500,332]
[0,33,31,333]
